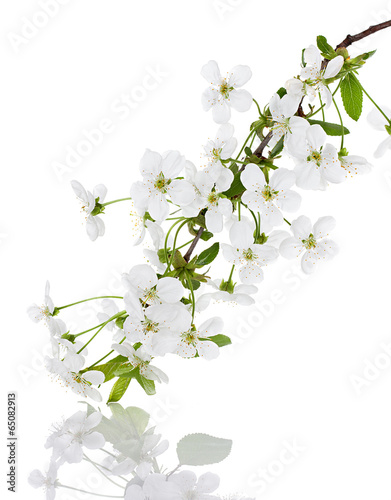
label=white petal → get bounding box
[291,215,312,240]
[229,89,253,112]
[229,220,253,248]
[201,60,221,85]
[212,100,231,124]
[323,55,344,79]
[157,277,184,303]
[313,216,336,239]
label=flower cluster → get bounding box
[29,404,253,500]
[27,30,389,405]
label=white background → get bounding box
[2,0,391,498]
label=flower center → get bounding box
[307,150,322,167]
[219,79,234,99]
[211,147,222,162]
[154,172,170,193]
[261,185,279,201]
[181,329,199,347]
[302,233,317,250]
[207,192,219,206]
[142,317,160,334]
[242,248,257,261]
[142,287,159,305]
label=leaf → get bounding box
[276,87,287,99]
[208,334,232,348]
[340,73,363,121]
[176,433,232,466]
[307,119,350,136]
[223,172,245,198]
[134,371,156,396]
[244,146,252,156]
[200,231,213,241]
[92,355,129,382]
[196,243,220,268]
[109,404,150,437]
[316,35,336,58]
[107,376,132,403]
[269,137,284,158]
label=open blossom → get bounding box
[122,264,184,305]
[293,124,345,190]
[129,202,164,248]
[286,46,344,108]
[28,463,59,500]
[222,221,279,284]
[339,154,372,178]
[182,171,233,233]
[46,411,105,464]
[130,149,195,222]
[196,278,258,311]
[201,60,252,123]
[27,281,67,337]
[268,93,309,152]
[71,180,107,241]
[112,342,169,384]
[174,317,223,360]
[279,215,338,274]
[203,124,237,181]
[241,165,301,226]
[367,106,391,157]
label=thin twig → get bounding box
[183,227,204,262]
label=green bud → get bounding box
[336,47,349,60]
[254,232,269,245]
[61,332,75,343]
[219,279,235,294]
[385,124,391,135]
[338,147,349,158]
[115,316,126,329]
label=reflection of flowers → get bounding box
[30,404,250,500]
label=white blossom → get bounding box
[196,279,258,311]
[201,60,252,123]
[367,106,391,157]
[71,180,107,241]
[27,281,67,337]
[203,124,237,182]
[28,463,59,500]
[175,317,223,360]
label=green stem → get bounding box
[77,311,126,354]
[88,336,126,369]
[308,82,341,118]
[235,130,255,160]
[319,92,325,121]
[332,92,345,150]
[185,270,195,319]
[359,83,391,125]
[228,265,235,282]
[83,454,124,488]
[73,321,110,338]
[102,197,132,207]
[253,98,262,116]
[284,218,292,226]
[57,296,123,311]
[163,218,186,268]
[164,219,189,274]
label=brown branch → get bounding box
[336,19,391,49]
[183,227,204,262]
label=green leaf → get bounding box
[92,355,129,382]
[196,243,220,267]
[223,172,245,198]
[276,87,287,99]
[176,433,233,466]
[207,334,232,348]
[316,35,336,58]
[307,119,350,136]
[269,137,284,158]
[134,371,156,396]
[244,146,252,156]
[107,376,132,403]
[200,231,213,241]
[340,73,363,121]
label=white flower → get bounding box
[71,180,107,241]
[97,299,120,332]
[46,411,105,464]
[27,281,67,337]
[203,124,237,181]
[130,473,181,500]
[196,279,258,311]
[130,150,195,222]
[112,342,169,384]
[279,215,338,274]
[201,60,252,123]
[123,298,192,356]
[45,357,104,402]
[183,171,233,233]
[241,165,301,226]
[28,462,59,500]
[122,264,184,305]
[222,221,279,284]
[367,106,391,157]
[268,93,309,152]
[286,46,344,108]
[175,317,223,360]
[339,154,372,178]
[293,125,345,190]
[169,471,221,500]
[129,203,164,249]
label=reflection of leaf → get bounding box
[176,433,232,466]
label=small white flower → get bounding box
[367,106,391,157]
[201,60,253,123]
[169,470,221,500]
[28,462,59,500]
[175,317,223,360]
[203,124,237,181]
[112,342,169,384]
[339,154,372,178]
[130,150,195,222]
[241,165,301,226]
[27,281,67,337]
[293,125,345,190]
[222,221,279,284]
[122,264,184,306]
[97,299,120,332]
[71,180,107,241]
[46,411,105,464]
[268,93,309,153]
[279,215,339,274]
[196,279,258,311]
[286,46,344,108]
